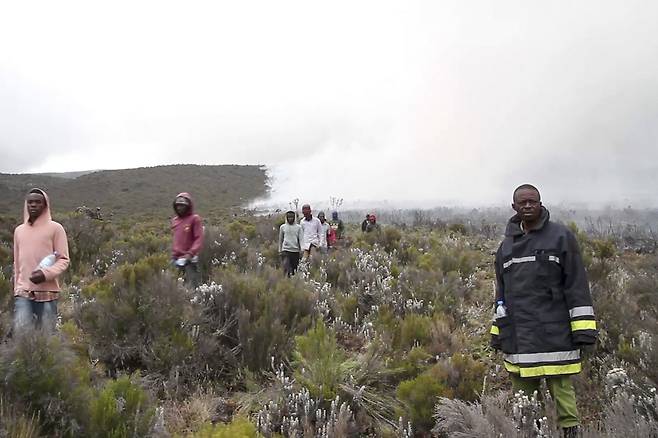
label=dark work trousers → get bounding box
[281,251,301,277]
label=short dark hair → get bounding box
[27,188,47,205]
[513,184,540,202]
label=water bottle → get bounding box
[37,251,59,269]
[495,300,507,318]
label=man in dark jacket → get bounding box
[490,184,597,437]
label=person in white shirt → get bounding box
[278,210,303,276]
[317,211,331,253]
[300,204,322,258]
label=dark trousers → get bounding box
[281,251,301,276]
[177,261,201,289]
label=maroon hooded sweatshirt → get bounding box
[171,192,204,259]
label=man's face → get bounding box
[318,213,325,223]
[512,188,542,222]
[286,213,296,224]
[26,193,46,220]
[174,197,190,216]
[302,206,311,218]
[369,216,376,224]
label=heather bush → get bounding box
[293,319,353,400]
[207,268,316,372]
[0,333,93,436]
[192,417,261,438]
[397,365,451,432]
[398,314,432,351]
[76,255,198,376]
[89,374,155,438]
[59,213,115,278]
[397,354,485,433]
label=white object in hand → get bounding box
[175,257,188,267]
[495,300,507,318]
[38,251,59,269]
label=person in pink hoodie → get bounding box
[171,192,204,287]
[13,188,70,333]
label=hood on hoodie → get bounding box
[23,188,52,225]
[173,192,195,217]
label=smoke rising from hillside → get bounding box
[1,1,657,207]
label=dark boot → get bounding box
[563,425,580,438]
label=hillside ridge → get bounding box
[0,164,269,217]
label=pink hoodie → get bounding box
[13,189,70,296]
[171,192,204,258]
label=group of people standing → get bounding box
[278,204,345,276]
[9,184,596,436]
[361,213,380,233]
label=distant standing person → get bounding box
[13,188,70,333]
[490,184,597,437]
[317,211,332,253]
[279,211,303,276]
[300,204,322,258]
[361,214,370,232]
[365,214,380,233]
[171,193,204,288]
[331,211,344,240]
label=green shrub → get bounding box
[59,214,115,278]
[0,333,93,437]
[90,374,155,438]
[293,320,355,400]
[191,417,261,438]
[228,220,257,240]
[77,257,196,376]
[397,346,432,379]
[396,365,450,432]
[211,269,315,372]
[382,227,402,253]
[396,354,485,432]
[398,314,432,351]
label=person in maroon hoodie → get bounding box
[171,193,204,288]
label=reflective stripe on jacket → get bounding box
[490,208,597,378]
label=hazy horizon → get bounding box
[1,1,657,206]
[3,163,656,210]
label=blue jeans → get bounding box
[13,297,58,333]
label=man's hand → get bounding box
[30,269,46,284]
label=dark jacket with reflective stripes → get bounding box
[490,208,597,377]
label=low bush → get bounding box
[192,417,261,438]
[89,374,155,438]
[0,333,93,437]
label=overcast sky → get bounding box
[1,1,657,207]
